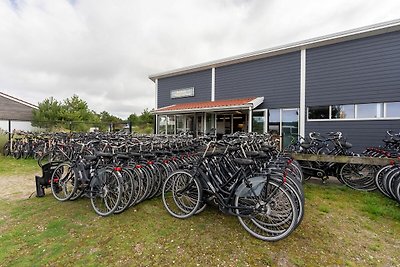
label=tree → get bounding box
[32,97,62,129]
[127,113,139,125]
[138,108,153,126]
[99,111,123,131]
[60,95,98,131]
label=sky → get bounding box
[1,0,400,120]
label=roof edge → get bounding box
[149,18,400,82]
[0,92,38,109]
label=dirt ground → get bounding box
[0,172,41,200]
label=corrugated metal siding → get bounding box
[305,120,398,153]
[157,70,211,109]
[215,52,300,109]
[0,96,34,121]
[305,31,400,152]
[306,31,400,106]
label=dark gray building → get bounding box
[149,20,400,152]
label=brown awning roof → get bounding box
[153,97,264,114]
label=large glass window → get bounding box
[268,109,280,135]
[252,111,265,133]
[158,115,166,134]
[205,113,216,135]
[386,102,400,118]
[357,103,378,118]
[308,106,329,119]
[331,105,355,119]
[167,115,175,134]
[176,115,185,134]
[307,102,400,121]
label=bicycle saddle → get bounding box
[234,158,254,166]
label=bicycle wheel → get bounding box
[375,165,394,198]
[50,162,77,201]
[339,163,378,191]
[162,171,202,219]
[128,168,144,207]
[2,142,10,156]
[90,169,122,216]
[235,180,298,241]
[12,147,22,159]
[114,168,135,214]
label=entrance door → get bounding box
[196,115,204,136]
[282,109,298,149]
[267,109,299,149]
[186,115,194,135]
[216,114,232,137]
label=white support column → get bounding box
[155,114,158,134]
[299,49,306,138]
[248,107,252,133]
[155,79,158,109]
[211,68,215,101]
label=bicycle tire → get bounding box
[162,170,202,219]
[50,162,77,201]
[90,169,122,216]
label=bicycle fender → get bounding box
[235,176,267,198]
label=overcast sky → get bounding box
[1,0,400,119]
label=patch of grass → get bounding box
[0,155,39,176]
[0,134,7,154]
[318,205,330,213]
[360,193,400,221]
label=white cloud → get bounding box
[0,0,400,119]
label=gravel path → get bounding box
[0,171,40,200]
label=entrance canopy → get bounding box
[153,97,264,114]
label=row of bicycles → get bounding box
[366,131,400,203]
[286,131,379,190]
[38,132,303,241]
[2,131,68,160]
[45,133,203,216]
[162,134,304,241]
[286,130,400,203]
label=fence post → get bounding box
[128,121,132,133]
[8,120,11,142]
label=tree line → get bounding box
[32,95,153,133]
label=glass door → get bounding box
[186,115,194,135]
[282,109,298,149]
[267,108,299,150]
[196,114,204,136]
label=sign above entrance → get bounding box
[170,87,195,99]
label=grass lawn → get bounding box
[0,156,399,266]
[0,134,7,154]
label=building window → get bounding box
[307,101,400,121]
[252,111,265,133]
[331,104,355,119]
[386,102,400,118]
[176,115,185,134]
[268,109,280,135]
[167,115,175,134]
[308,106,329,119]
[158,115,167,134]
[356,103,380,118]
